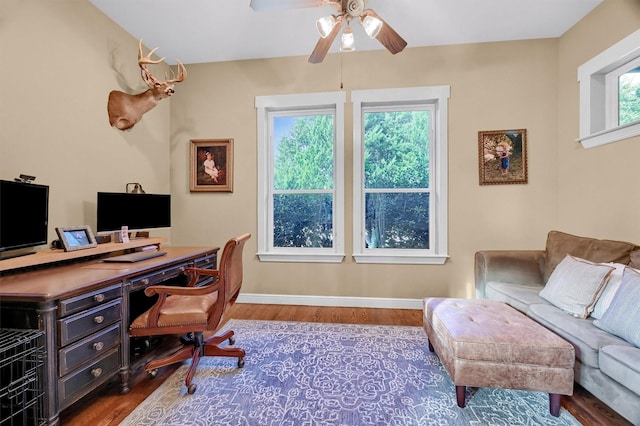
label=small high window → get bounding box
[578,29,640,148]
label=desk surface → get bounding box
[0,246,218,302]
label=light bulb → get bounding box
[340,26,355,52]
[316,15,337,38]
[361,15,383,38]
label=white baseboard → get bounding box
[236,293,423,310]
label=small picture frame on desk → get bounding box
[55,225,98,252]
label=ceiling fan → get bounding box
[250,0,407,64]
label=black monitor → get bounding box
[96,192,171,233]
[0,180,49,253]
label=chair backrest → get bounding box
[218,233,251,308]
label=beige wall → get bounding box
[170,39,560,300]
[557,0,640,242]
[0,0,172,244]
[1,0,637,303]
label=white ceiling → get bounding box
[89,0,602,65]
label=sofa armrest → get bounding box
[475,250,546,299]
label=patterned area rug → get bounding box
[120,320,581,425]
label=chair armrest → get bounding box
[184,267,219,287]
[474,250,546,299]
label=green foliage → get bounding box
[271,109,431,249]
[274,115,334,191]
[619,70,640,125]
[364,111,430,189]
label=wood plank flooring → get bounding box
[60,304,631,426]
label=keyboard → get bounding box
[103,250,167,263]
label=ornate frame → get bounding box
[478,129,528,185]
[190,139,234,192]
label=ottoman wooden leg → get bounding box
[428,340,434,352]
[456,385,466,408]
[549,393,561,417]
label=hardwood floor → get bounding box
[60,304,631,426]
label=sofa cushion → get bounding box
[591,263,625,320]
[599,345,640,396]
[539,255,614,318]
[527,303,632,368]
[544,231,635,282]
[594,268,640,347]
[485,282,545,313]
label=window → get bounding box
[352,86,450,264]
[256,92,346,262]
[578,29,640,148]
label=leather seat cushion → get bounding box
[130,292,219,329]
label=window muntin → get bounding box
[256,92,345,263]
[352,86,449,264]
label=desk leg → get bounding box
[38,301,61,425]
[119,281,131,394]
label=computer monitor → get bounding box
[96,192,171,233]
[0,180,49,253]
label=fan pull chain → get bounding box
[340,55,344,89]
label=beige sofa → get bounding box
[475,231,640,425]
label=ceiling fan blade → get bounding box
[367,10,407,55]
[250,0,335,12]
[308,16,343,64]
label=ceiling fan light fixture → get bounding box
[361,15,383,38]
[340,25,355,52]
[316,15,337,38]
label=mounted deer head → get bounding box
[108,40,186,131]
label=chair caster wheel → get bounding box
[147,369,158,378]
[238,357,245,368]
[187,384,197,394]
[229,336,235,345]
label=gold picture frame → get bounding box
[478,129,527,185]
[190,139,234,192]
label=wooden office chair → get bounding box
[129,233,250,394]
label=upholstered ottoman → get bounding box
[423,297,575,417]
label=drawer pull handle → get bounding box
[179,267,185,272]
[93,342,104,351]
[94,294,105,302]
[141,278,149,285]
[91,368,102,378]
[94,316,104,324]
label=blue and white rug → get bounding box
[120,320,581,425]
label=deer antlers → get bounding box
[138,39,186,89]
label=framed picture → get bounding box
[190,139,234,192]
[55,225,98,252]
[478,129,528,185]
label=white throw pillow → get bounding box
[539,255,614,318]
[591,263,626,319]
[594,267,640,347]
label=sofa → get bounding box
[475,230,640,425]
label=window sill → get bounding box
[353,253,448,265]
[257,252,345,263]
[578,121,640,149]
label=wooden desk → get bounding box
[0,245,218,426]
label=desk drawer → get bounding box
[59,284,122,317]
[58,347,120,410]
[58,323,121,376]
[129,264,187,291]
[58,299,121,346]
[193,253,216,269]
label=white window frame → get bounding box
[256,91,346,263]
[351,86,450,264]
[578,29,640,148]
